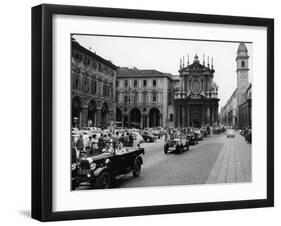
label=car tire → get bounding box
[132,159,141,178]
[71,180,78,190]
[94,171,111,189]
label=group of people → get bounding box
[72,131,136,158]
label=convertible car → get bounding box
[72,144,145,190]
[164,138,189,154]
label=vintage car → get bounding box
[226,129,235,138]
[71,147,79,190]
[141,131,157,142]
[72,144,145,189]
[164,138,189,154]
[244,129,252,143]
[186,128,199,145]
[194,129,204,140]
[200,127,209,137]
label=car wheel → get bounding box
[71,180,78,190]
[132,160,141,177]
[94,171,111,189]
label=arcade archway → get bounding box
[101,102,109,128]
[130,108,141,128]
[116,108,122,122]
[88,99,96,127]
[149,108,160,127]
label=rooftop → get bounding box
[117,67,173,80]
[72,38,118,70]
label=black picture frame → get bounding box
[32,4,274,222]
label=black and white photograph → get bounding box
[71,34,252,190]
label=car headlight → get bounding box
[90,163,96,171]
[71,163,76,170]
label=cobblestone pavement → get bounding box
[205,131,251,184]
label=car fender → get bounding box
[93,166,109,177]
[134,156,143,166]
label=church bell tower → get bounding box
[236,43,249,107]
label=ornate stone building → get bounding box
[71,39,118,128]
[220,42,251,129]
[116,67,174,128]
[238,84,252,128]
[174,55,219,127]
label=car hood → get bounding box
[84,152,113,162]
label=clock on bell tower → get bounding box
[236,42,249,106]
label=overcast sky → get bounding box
[73,34,252,110]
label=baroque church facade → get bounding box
[174,55,219,127]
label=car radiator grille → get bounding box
[79,160,90,170]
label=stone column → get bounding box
[147,115,150,128]
[96,108,101,127]
[211,103,215,125]
[140,115,143,129]
[175,105,178,127]
[215,104,218,123]
[179,105,182,127]
[206,104,210,124]
[202,104,204,126]
[81,107,88,128]
[186,104,190,127]
[182,105,186,127]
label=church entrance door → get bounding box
[190,105,202,128]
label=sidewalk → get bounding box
[205,132,251,184]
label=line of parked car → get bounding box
[164,125,228,154]
[72,126,165,146]
[239,127,252,143]
[164,127,210,155]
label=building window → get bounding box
[143,93,147,103]
[153,92,157,102]
[134,93,138,104]
[103,85,106,97]
[91,80,94,94]
[143,108,146,112]
[143,80,147,87]
[93,81,97,94]
[241,61,245,68]
[170,114,173,122]
[110,87,113,98]
[124,95,128,103]
[74,53,82,61]
[92,61,97,70]
[168,92,172,105]
[134,80,138,87]
[73,77,79,90]
[83,57,90,65]
[116,80,119,88]
[124,80,128,87]
[153,80,157,87]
